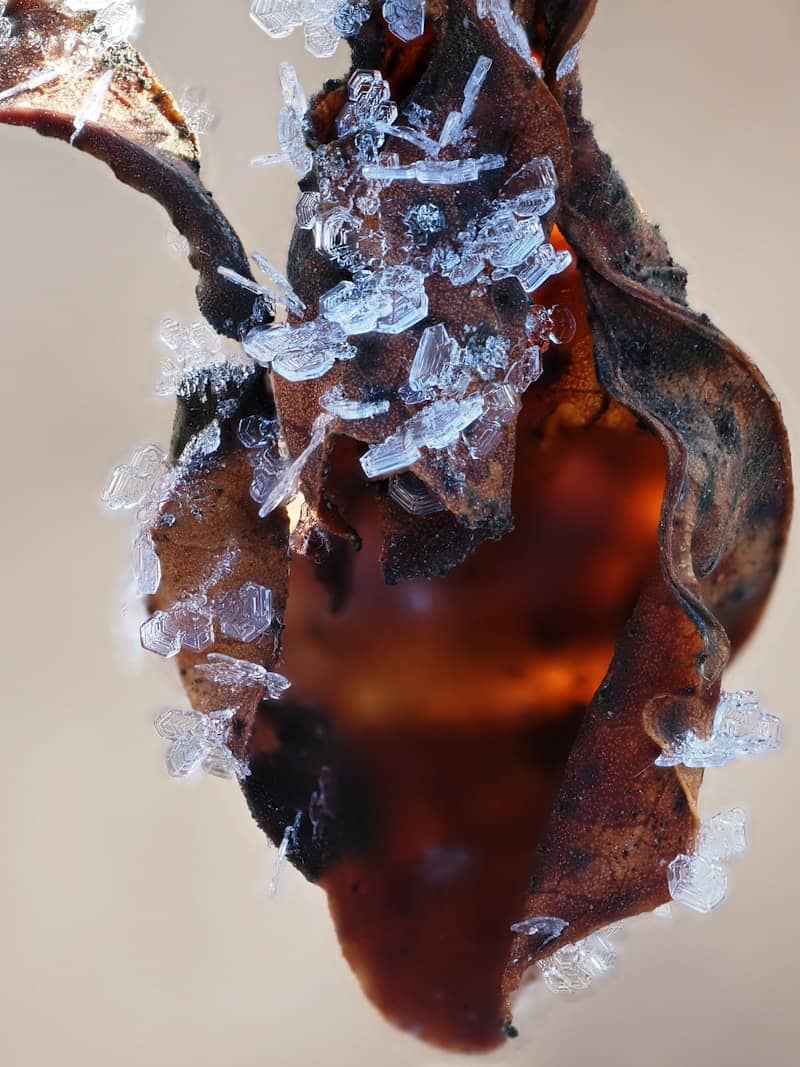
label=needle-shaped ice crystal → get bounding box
[438,55,492,147]
[383,0,426,43]
[244,318,356,381]
[155,707,249,780]
[253,414,332,518]
[195,653,291,699]
[252,251,305,315]
[216,582,273,643]
[103,444,170,511]
[269,812,303,897]
[479,0,540,72]
[696,808,748,864]
[70,68,114,144]
[668,853,728,914]
[655,689,783,769]
[537,927,618,993]
[388,474,445,516]
[320,385,391,421]
[363,154,504,185]
[556,39,582,81]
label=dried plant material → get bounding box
[3,0,791,1054]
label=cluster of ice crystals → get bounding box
[668,808,748,914]
[249,414,332,518]
[439,56,492,148]
[140,581,273,658]
[320,384,390,421]
[70,67,114,143]
[217,582,273,642]
[83,1,138,52]
[250,0,342,59]
[537,927,619,994]
[179,86,215,135]
[655,690,783,769]
[251,63,312,175]
[383,0,426,43]
[388,473,444,516]
[361,431,421,480]
[337,69,398,146]
[155,707,249,780]
[195,653,291,700]
[320,266,429,336]
[155,317,242,398]
[244,317,356,382]
[477,0,540,73]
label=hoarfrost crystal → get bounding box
[103,444,170,511]
[696,808,748,864]
[668,853,728,914]
[70,68,114,144]
[537,927,618,994]
[217,582,273,643]
[179,86,215,135]
[655,689,783,769]
[383,0,425,43]
[388,474,444,516]
[251,63,312,175]
[155,707,250,780]
[510,915,569,947]
[195,654,291,699]
[250,0,343,59]
[320,385,390,421]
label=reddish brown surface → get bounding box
[3,0,792,1054]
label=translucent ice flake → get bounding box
[254,414,332,518]
[269,812,302,897]
[140,610,182,658]
[375,266,429,334]
[361,431,421,480]
[515,243,572,293]
[70,67,114,144]
[333,0,372,38]
[696,809,748,863]
[462,383,520,459]
[244,318,355,381]
[251,1,342,59]
[404,202,446,245]
[438,55,492,147]
[237,415,279,451]
[407,394,485,450]
[216,582,273,643]
[336,69,398,140]
[155,706,250,781]
[103,444,170,511]
[363,153,504,185]
[252,251,305,315]
[655,689,783,769]
[320,385,390,421]
[383,0,425,43]
[556,39,582,81]
[250,0,302,40]
[319,275,388,335]
[132,529,161,596]
[388,473,444,516]
[505,345,543,394]
[409,324,460,392]
[195,653,291,699]
[155,316,229,398]
[86,1,138,52]
[537,928,618,994]
[510,916,569,947]
[178,421,221,467]
[295,191,320,230]
[500,157,558,217]
[179,86,215,135]
[140,597,215,658]
[668,854,728,914]
[314,207,365,273]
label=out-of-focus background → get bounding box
[0,2,798,1065]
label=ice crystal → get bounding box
[320,384,391,421]
[156,316,232,398]
[504,345,543,394]
[269,813,302,897]
[155,707,250,780]
[655,690,783,769]
[364,153,505,185]
[556,39,582,81]
[361,431,422,480]
[85,1,138,51]
[696,808,748,864]
[668,853,728,914]
[103,444,170,511]
[244,318,356,381]
[388,473,444,516]
[462,382,520,459]
[479,0,540,73]
[510,915,569,947]
[334,1,372,38]
[537,927,618,994]
[250,0,342,59]
[252,251,305,315]
[337,69,398,142]
[132,529,161,597]
[383,0,426,43]
[295,191,321,230]
[408,324,461,393]
[178,420,221,467]
[501,157,558,217]
[216,582,273,643]
[438,56,492,147]
[252,414,332,518]
[195,653,291,699]
[404,202,446,245]
[406,394,484,450]
[237,415,279,451]
[70,68,114,144]
[179,86,215,135]
[139,610,182,659]
[251,62,312,175]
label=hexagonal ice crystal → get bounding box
[384,0,425,43]
[537,928,618,994]
[696,809,748,863]
[103,444,170,511]
[140,611,182,659]
[668,853,728,913]
[170,598,216,652]
[250,0,303,38]
[217,583,273,643]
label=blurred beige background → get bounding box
[0,1,798,1065]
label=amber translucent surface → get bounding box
[0,3,797,1066]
